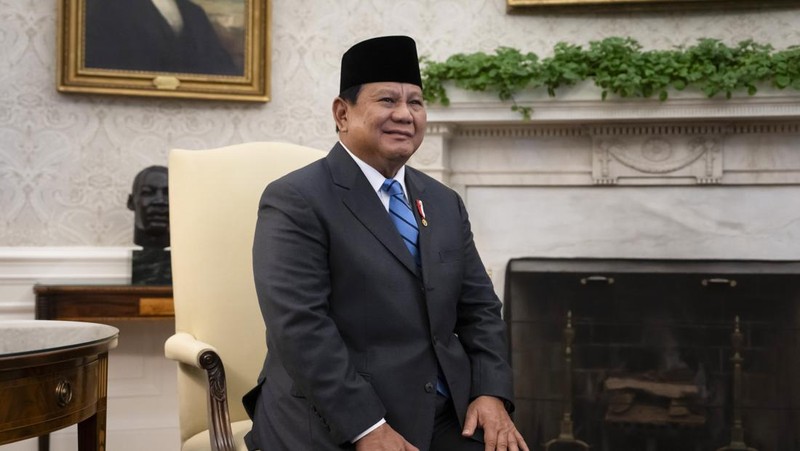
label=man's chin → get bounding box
[381,142,419,159]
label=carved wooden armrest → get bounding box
[165,332,236,451]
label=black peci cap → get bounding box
[339,35,422,93]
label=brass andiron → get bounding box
[717,316,757,451]
[544,310,590,450]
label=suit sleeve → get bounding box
[252,178,386,444]
[452,193,515,409]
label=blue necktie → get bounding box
[381,179,420,266]
[381,179,449,397]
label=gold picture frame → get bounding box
[507,0,798,12]
[58,0,270,102]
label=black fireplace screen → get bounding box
[504,258,800,451]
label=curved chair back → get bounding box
[169,142,325,446]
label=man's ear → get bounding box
[332,97,349,133]
[127,194,135,211]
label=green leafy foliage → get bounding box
[421,37,800,117]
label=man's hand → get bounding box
[355,423,419,451]
[462,396,529,451]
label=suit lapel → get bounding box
[326,144,420,277]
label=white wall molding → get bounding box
[0,302,34,316]
[0,247,130,271]
[0,246,132,316]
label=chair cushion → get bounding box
[182,419,252,451]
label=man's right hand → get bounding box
[355,423,419,451]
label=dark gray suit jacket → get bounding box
[245,143,513,450]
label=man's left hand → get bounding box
[462,395,529,451]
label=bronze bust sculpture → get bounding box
[127,165,170,249]
[128,166,171,285]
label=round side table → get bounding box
[0,320,119,451]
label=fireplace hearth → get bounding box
[504,258,800,451]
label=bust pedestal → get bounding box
[132,248,172,285]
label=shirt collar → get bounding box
[339,141,408,199]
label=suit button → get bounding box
[424,382,434,393]
[432,335,439,344]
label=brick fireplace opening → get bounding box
[504,258,800,450]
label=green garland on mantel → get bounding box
[421,37,800,119]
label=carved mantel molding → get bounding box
[412,88,800,188]
[425,82,800,124]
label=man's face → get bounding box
[132,171,169,234]
[334,82,427,177]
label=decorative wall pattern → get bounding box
[0,0,798,246]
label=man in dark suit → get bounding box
[84,0,240,75]
[245,36,528,451]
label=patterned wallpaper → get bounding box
[0,0,798,246]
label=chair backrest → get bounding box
[169,142,325,443]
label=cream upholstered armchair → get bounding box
[164,142,325,451]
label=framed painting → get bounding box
[507,0,798,12]
[58,0,270,102]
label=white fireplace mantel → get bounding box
[412,85,800,188]
[409,86,800,293]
